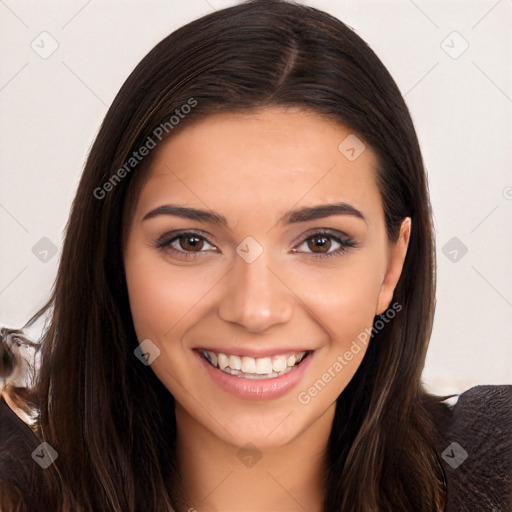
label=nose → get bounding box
[217,250,295,333]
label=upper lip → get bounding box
[195,347,313,358]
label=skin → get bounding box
[124,106,411,511]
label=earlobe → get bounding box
[375,217,411,315]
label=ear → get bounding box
[375,217,411,315]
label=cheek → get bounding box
[124,246,216,341]
[289,258,384,403]
[290,255,385,340]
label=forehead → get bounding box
[133,107,382,225]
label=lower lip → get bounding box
[195,350,314,400]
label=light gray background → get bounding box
[1,0,511,395]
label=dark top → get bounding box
[1,385,511,511]
[431,385,511,511]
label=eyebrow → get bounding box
[142,202,366,227]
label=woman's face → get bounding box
[124,106,410,450]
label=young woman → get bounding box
[1,1,510,511]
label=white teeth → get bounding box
[217,352,229,370]
[241,356,256,373]
[255,357,273,374]
[229,354,242,370]
[200,349,309,378]
[239,372,280,379]
[272,355,287,372]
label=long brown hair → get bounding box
[1,1,446,510]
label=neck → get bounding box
[173,403,336,512]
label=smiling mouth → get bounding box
[197,349,313,379]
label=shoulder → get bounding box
[0,396,53,511]
[434,385,512,512]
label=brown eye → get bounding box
[178,234,204,252]
[307,235,332,253]
[154,231,217,259]
[293,230,357,259]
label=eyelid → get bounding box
[292,227,354,246]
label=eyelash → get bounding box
[153,229,357,260]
